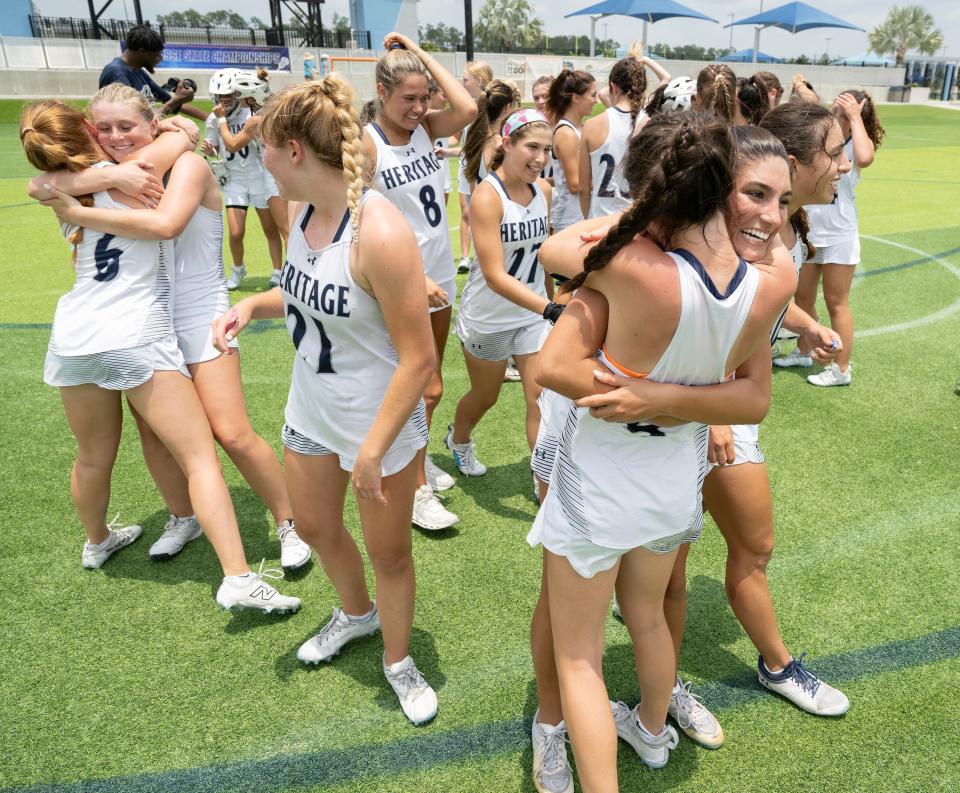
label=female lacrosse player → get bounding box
[546,69,596,232]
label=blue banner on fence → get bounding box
[150,43,291,72]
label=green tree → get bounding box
[250,16,269,29]
[868,5,943,66]
[156,10,207,27]
[474,0,544,52]
[331,13,351,34]
[419,22,464,51]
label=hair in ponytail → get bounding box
[562,111,733,293]
[696,64,736,124]
[608,56,647,129]
[462,79,520,185]
[20,100,103,250]
[545,68,596,120]
[260,77,367,244]
[736,74,770,125]
[838,89,885,148]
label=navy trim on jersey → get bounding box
[490,171,537,203]
[612,107,631,114]
[331,209,351,243]
[300,204,315,232]
[673,249,749,301]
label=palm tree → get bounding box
[868,5,943,66]
[475,0,544,52]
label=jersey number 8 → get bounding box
[419,184,442,228]
[286,304,335,374]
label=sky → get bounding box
[35,1,960,60]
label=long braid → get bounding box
[714,72,734,124]
[321,76,366,244]
[627,59,647,130]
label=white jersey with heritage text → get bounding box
[550,119,584,231]
[458,173,550,334]
[588,107,633,218]
[806,139,860,246]
[528,249,760,560]
[366,121,454,285]
[281,193,429,467]
[50,168,173,357]
[204,104,263,181]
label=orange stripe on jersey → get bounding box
[600,344,649,379]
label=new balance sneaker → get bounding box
[424,454,455,492]
[611,701,679,769]
[297,605,380,663]
[268,269,282,287]
[445,424,487,476]
[412,485,459,531]
[668,678,724,749]
[758,654,850,716]
[383,654,438,725]
[807,362,852,387]
[773,347,813,368]
[82,524,143,569]
[277,519,311,570]
[215,562,301,614]
[149,514,202,560]
[225,265,247,290]
[504,359,522,382]
[457,256,471,274]
[532,710,574,793]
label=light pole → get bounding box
[728,14,734,50]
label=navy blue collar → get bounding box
[370,120,412,146]
[300,205,350,243]
[673,249,748,300]
[300,204,314,232]
[491,171,536,203]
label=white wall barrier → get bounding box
[0,35,906,105]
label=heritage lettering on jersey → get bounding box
[280,259,351,318]
[379,150,443,190]
[500,217,548,244]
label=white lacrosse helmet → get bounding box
[208,69,241,97]
[233,70,271,105]
[661,76,696,112]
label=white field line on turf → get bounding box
[858,235,960,338]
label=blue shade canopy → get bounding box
[719,48,782,63]
[567,0,717,24]
[725,2,864,33]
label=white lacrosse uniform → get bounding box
[457,124,471,197]
[280,193,429,476]
[433,135,452,194]
[205,105,270,209]
[528,249,760,578]
[456,173,550,360]
[551,119,584,231]
[44,171,184,390]
[173,203,235,364]
[806,139,861,265]
[588,107,633,218]
[366,121,455,311]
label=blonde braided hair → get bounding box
[259,76,367,244]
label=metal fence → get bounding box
[28,16,371,51]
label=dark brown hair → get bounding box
[462,79,520,184]
[696,64,736,124]
[838,89,885,148]
[736,74,770,125]
[608,56,647,128]
[756,71,783,103]
[563,111,733,293]
[545,69,596,120]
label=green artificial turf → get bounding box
[0,102,958,792]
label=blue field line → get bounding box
[855,244,960,279]
[0,201,34,210]
[4,626,957,793]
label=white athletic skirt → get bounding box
[808,236,860,266]
[281,423,424,477]
[44,333,189,391]
[455,317,550,362]
[176,323,238,366]
[430,276,458,315]
[708,423,765,469]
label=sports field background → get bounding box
[0,101,958,792]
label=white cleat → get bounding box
[268,269,282,287]
[424,454,456,492]
[383,654,438,725]
[149,514,202,560]
[277,519,312,570]
[773,348,813,368]
[532,710,574,793]
[807,362,852,387]
[225,265,247,290]
[297,605,380,664]
[215,561,301,614]
[611,700,679,769]
[82,523,143,569]
[412,485,459,531]
[758,654,850,716]
[669,677,724,749]
[445,424,487,476]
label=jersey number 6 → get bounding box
[286,304,335,374]
[94,234,122,283]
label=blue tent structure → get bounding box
[832,51,896,67]
[725,2,865,63]
[719,48,782,63]
[567,0,717,56]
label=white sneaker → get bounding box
[504,361,522,382]
[268,269,282,287]
[758,654,850,716]
[532,710,574,793]
[807,362,852,387]
[611,700,679,769]
[668,677,724,749]
[383,654,438,725]
[277,519,312,570]
[149,514,202,560]
[776,327,799,340]
[412,485,459,531]
[424,454,455,492]
[773,347,813,368]
[225,265,247,290]
[297,605,380,663]
[612,594,623,621]
[82,524,143,569]
[215,561,301,614]
[445,424,487,476]
[457,256,471,274]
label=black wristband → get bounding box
[543,302,565,324]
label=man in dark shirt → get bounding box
[99,25,207,121]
